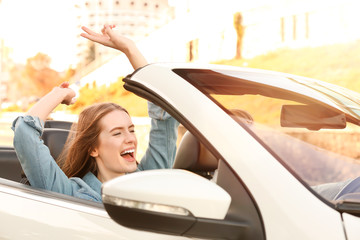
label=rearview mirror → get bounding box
[280,104,346,130]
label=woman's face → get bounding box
[91,110,138,181]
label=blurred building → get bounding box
[75,0,175,69]
[235,0,360,58]
[166,0,360,60]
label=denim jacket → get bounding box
[12,102,179,202]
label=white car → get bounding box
[1,63,360,239]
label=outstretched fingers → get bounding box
[103,25,114,38]
[80,32,104,43]
[101,24,115,35]
[82,24,115,40]
[81,25,115,48]
[81,26,105,41]
[81,26,100,36]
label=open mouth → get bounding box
[120,149,135,158]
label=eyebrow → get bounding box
[109,124,135,133]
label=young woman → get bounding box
[12,25,179,202]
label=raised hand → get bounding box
[80,24,147,70]
[26,82,76,121]
[81,24,134,55]
[58,82,76,105]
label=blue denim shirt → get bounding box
[12,102,179,202]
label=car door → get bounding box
[101,148,266,240]
[122,64,350,239]
[120,69,266,239]
[342,212,360,240]
[0,178,190,239]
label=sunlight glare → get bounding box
[0,0,78,71]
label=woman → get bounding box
[12,25,179,202]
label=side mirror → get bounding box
[280,104,346,130]
[102,169,234,238]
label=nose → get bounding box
[124,130,137,143]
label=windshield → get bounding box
[289,76,360,119]
[174,68,360,198]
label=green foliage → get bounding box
[215,40,360,92]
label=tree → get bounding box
[24,53,63,96]
[8,53,75,104]
[68,77,148,116]
[233,12,244,59]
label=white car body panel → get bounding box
[0,184,190,239]
[129,63,348,240]
[342,213,360,240]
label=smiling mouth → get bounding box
[120,149,135,158]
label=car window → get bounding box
[211,93,360,185]
[174,68,360,203]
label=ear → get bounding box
[90,148,99,158]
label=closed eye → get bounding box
[110,125,135,135]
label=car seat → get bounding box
[42,128,71,161]
[0,149,22,182]
[44,120,73,130]
[173,131,218,179]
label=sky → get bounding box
[0,0,79,71]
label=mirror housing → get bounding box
[280,104,346,130]
[102,169,232,236]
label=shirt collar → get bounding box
[83,172,102,195]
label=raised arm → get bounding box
[12,83,77,195]
[26,82,76,122]
[81,24,179,171]
[80,24,147,70]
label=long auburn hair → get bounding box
[58,102,128,178]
